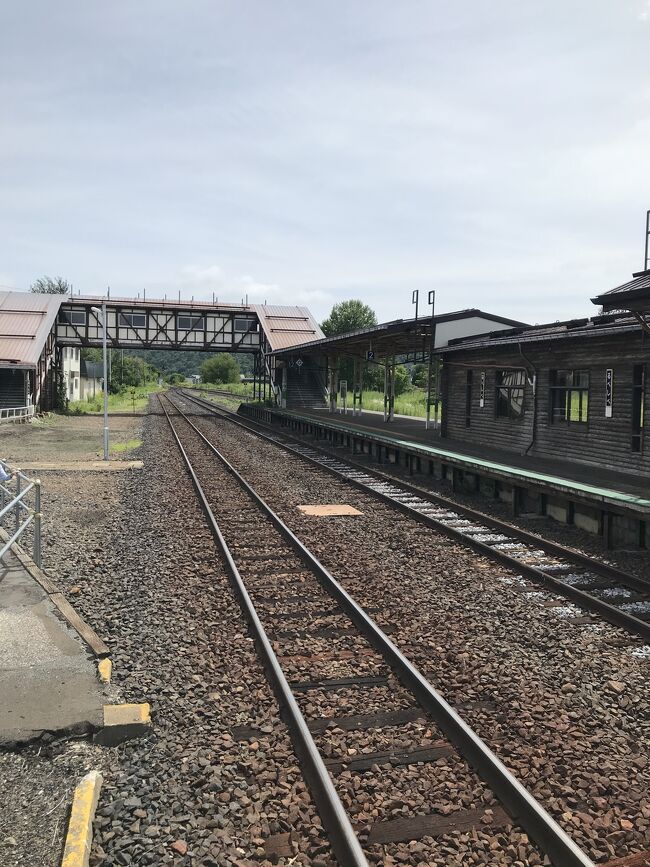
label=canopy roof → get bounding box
[269,309,526,360]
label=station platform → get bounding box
[239,404,650,548]
[0,542,106,746]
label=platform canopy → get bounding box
[269,308,527,363]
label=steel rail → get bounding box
[179,389,650,640]
[165,392,595,867]
[159,395,368,867]
[182,389,649,591]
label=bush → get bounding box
[201,354,240,384]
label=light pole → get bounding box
[91,305,109,460]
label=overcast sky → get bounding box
[1,2,649,325]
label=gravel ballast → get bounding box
[179,398,650,865]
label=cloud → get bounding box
[177,265,225,290]
[1,1,649,327]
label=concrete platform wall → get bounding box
[241,404,648,550]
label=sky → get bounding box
[1,1,649,326]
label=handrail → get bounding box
[0,405,35,424]
[0,460,42,567]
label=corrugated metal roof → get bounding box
[440,313,642,354]
[0,291,63,368]
[592,269,650,309]
[252,304,324,351]
[268,309,527,357]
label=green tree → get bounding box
[201,353,240,384]
[411,363,427,388]
[394,365,410,396]
[30,276,71,295]
[321,300,377,337]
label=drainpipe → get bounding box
[518,343,537,455]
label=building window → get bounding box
[119,312,147,328]
[234,317,255,333]
[75,348,79,361]
[465,370,473,427]
[550,369,589,424]
[59,309,86,326]
[495,370,525,419]
[632,364,645,452]
[178,314,205,331]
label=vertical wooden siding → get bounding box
[442,332,650,475]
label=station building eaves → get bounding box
[439,312,644,354]
[0,291,63,368]
[591,269,650,313]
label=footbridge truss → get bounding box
[57,296,324,401]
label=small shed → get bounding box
[80,359,103,400]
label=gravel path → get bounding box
[182,400,650,864]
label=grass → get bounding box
[196,382,438,420]
[109,438,143,453]
[68,383,167,414]
[355,387,441,420]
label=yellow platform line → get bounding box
[61,770,103,867]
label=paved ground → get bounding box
[0,550,104,746]
[0,414,140,866]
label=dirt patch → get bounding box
[0,415,144,464]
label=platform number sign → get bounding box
[479,371,486,408]
[366,350,375,361]
[605,369,613,418]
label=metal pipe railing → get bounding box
[0,459,42,568]
[0,405,35,423]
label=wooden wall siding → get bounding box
[442,332,650,475]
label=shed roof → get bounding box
[0,290,64,368]
[440,312,643,354]
[269,309,526,359]
[591,269,650,312]
[80,360,103,379]
[252,304,324,351]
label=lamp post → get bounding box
[91,305,109,460]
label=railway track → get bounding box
[180,388,650,642]
[160,392,595,866]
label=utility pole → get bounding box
[92,305,109,460]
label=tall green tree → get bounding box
[30,276,71,295]
[201,353,240,384]
[321,300,377,336]
[321,300,380,392]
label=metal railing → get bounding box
[0,460,42,567]
[0,405,35,424]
